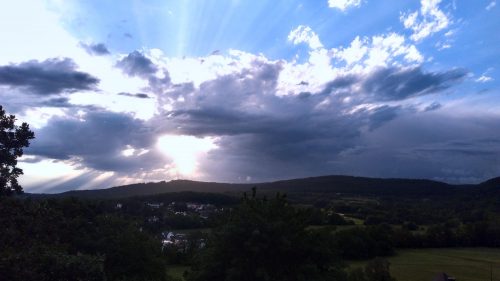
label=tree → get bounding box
[364,258,396,281]
[347,258,396,281]
[188,188,346,281]
[0,105,35,196]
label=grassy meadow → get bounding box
[350,248,500,281]
[166,265,190,281]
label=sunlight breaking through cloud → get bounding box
[157,135,218,176]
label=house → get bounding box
[199,210,211,219]
[147,216,159,223]
[146,202,163,209]
[432,273,456,281]
[162,231,175,240]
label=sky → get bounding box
[0,0,499,193]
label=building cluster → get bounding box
[161,231,206,252]
[166,202,220,219]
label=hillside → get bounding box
[33,175,497,200]
[55,180,252,199]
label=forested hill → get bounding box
[32,175,500,200]
[52,180,252,199]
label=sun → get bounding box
[156,135,217,176]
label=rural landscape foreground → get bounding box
[2,173,500,280]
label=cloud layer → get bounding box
[0,1,497,192]
[0,58,99,96]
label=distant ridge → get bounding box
[479,176,500,187]
[56,180,252,199]
[29,175,498,200]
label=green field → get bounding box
[342,215,364,225]
[167,248,500,281]
[350,248,500,281]
[169,228,212,234]
[166,265,190,281]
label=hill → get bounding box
[31,175,497,200]
[54,180,252,199]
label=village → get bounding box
[115,200,222,252]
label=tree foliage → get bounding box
[0,197,169,281]
[0,105,34,196]
[188,188,345,281]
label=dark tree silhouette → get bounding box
[0,105,35,196]
[188,188,345,281]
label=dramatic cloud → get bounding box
[400,0,450,42]
[118,92,151,99]
[0,58,99,95]
[79,42,110,56]
[346,112,500,183]
[143,52,470,182]
[28,109,163,173]
[116,50,158,77]
[328,0,362,11]
[7,1,498,191]
[357,66,467,101]
[313,66,467,104]
[424,102,442,112]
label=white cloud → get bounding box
[332,33,424,69]
[333,36,368,66]
[280,27,424,97]
[328,0,362,11]
[0,1,153,120]
[476,75,493,83]
[486,1,496,10]
[436,42,451,50]
[400,0,451,42]
[288,25,323,49]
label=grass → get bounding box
[306,224,362,233]
[349,248,500,281]
[169,228,212,234]
[165,247,500,281]
[166,265,190,281]
[342,215,364,225]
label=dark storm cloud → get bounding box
[79,42,110,56]
[320,74,358,95]
[152,59,377,182]
[148,76,172,95]
[424,102,442,112]
[116,50,157,77]
[117,92,151,99]
[38,98,101,111]
[367,105,402,130]
[0,58,99,95]
[336,114,500,183]
[40,97,73,107]
[0,95,101,115]
[360,67,467,101]
[27,109,164,173]
[321,67,467,102]
[20,53,493,186]
[145,56,496,184]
